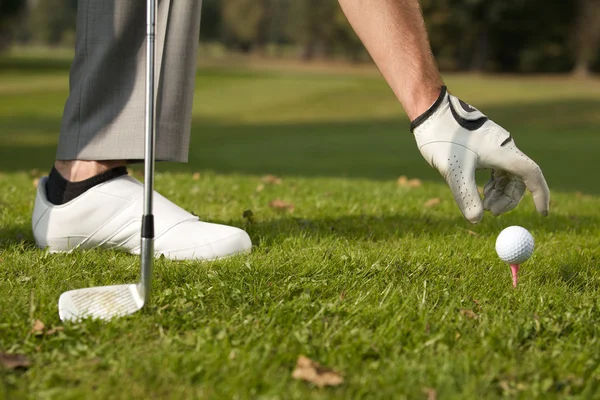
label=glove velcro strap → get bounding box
[410,86,447,132]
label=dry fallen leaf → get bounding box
[498,380,511,392]
[262,174,282,185]
[192,172,201,181]
[33,178,40,188]
[45,326,65,336]
[397,176,422,188]
[292,355,343,388]
[269,199,294,212]
[424,198,441,208]
[466,230,478,236]
[460,309,478,319]
[255,184,265,192]
[31,319,45,335]
[407,179,422,188]
[0,353,31,370]
[423,387,438,400]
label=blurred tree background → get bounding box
[1,0,599,74]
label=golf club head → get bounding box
[58,284,144,321]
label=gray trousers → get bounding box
[57,0,202,162]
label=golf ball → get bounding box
[495,226,534,264]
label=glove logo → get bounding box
[448,96,488,132]
[458,99,477,113]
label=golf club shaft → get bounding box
[141,0,157,303]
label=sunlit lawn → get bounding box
[1,50,600,399]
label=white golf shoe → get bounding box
[32,176,252,260]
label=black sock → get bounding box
[45,166,128,205]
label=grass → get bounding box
[1,51,600,398]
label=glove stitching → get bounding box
[418,140,477,154]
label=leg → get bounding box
[58,0,201,163]
[33,1,252,260]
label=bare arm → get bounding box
[339,0,550,223]
[338,0,443,120]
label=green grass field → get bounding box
[1,51,600,399]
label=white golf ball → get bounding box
[495,226,534,264]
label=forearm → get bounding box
[338,0,443,120]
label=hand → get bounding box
[411,86,550,223]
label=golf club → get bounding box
[58,0,157,321]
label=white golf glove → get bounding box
[411,86,550,223]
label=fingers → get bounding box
[483,171,526,216]
[483,145,550,216]
[525,165,550,216]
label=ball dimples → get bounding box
[495,226,534,264]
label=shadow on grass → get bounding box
[0,99,599,193]
[0,223,36,250]
[241,213,600,246]
[3,209,598,294]
[4,209,597,251]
